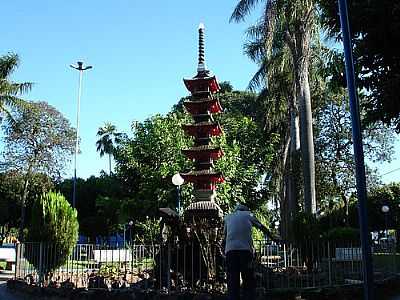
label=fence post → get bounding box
[284,243,287,269]
[328,241,332,286]
[39,242,44,286]
[131,243,133,283]
[14,243,19,280]
[167,242,171,292]
[392,239,396,274]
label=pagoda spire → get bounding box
[196,23,212,78]
[197,23,207,74]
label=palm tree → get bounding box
[0,53,32,122]
[96,122,122,175]
[231,0,318,215]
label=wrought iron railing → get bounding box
[14,239,398,291]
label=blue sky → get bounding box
[1,0,400,183]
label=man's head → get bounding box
[235,204,250,212]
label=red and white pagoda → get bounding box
[181,23,224,222]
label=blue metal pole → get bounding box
[338,1,374,299]
[124,224,126,248]
[177,185,181,215]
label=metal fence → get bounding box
[14,239,398,291]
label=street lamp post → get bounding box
[172,173,184,215]
[382,205,390,239]
[338,1,374,299]
[129,220,133,245]
[70,61,92,208]
[124,220,134,247]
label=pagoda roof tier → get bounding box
[194,136,212,144]
[183,98,222,115]
[183,76,220,94]
[184,200,223,220]
[191,90,213,99]
[183,122,222,137]
[181,170,224,184]
[192,112,214,123]
[182,145,223,161]
[195,161,214,169]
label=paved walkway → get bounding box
[0,281,24,300]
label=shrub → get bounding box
[323,227,360,243]
[292,212,320,242]
[25,191,79,273]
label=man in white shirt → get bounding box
[223,204,271,300]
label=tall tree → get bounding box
[231,0,318,214]
[319,0,400,131]
[96,122,122,175]
[0,171,54,237]
[115,89,278,219]
[0,53,31,122]
[314,90,395,220]
[243,29,302,238]
[1,101,75,239]
[56,173,129,240]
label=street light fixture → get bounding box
[124,220,134,247]
[172,173,184,215]
[70,61,92,208]
[382,205,390,213]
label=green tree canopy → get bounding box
[1,101,75,238]
[0,171,53,230]
[56,173,129,240]
[231,0,320,214]
[114,88,278,224]
[1,101,75,178]
[319,0,400,131]
[314,90,394,216]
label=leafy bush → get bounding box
[292,212,320,242]
[323,227,360,242]
[25,191,79,273]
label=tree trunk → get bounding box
[297,67,316,214]
[19,165,33,241]
[109,153,112,175]
[293,28,316,214]
[283,97,301,240]
[281,130,291,240]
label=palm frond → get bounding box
[0,53,19,79]
[0,95,30,111]
[244,40,265,63]
[245,22,265,40]
[9,82,33,95]
[96,122,122,157]
[230,0,262,23]
[248,59,269,91]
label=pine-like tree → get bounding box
[25,192,79,274]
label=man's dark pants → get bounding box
[226,250,255,300]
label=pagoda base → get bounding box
[193,189,216,202]
[184,200,223,225]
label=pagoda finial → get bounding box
[197,22,207,74]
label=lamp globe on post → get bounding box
[172,173,184,215]
[382,205,390,239]
[123,220,134,248]
[128,220,134,245]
